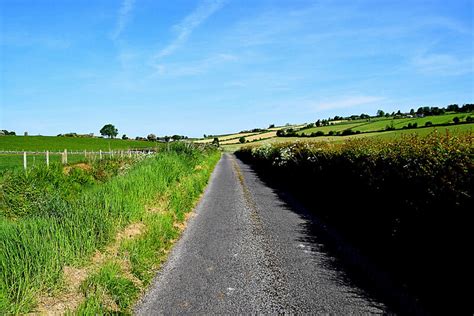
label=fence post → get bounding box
[100,150,102,160]
[23,152,27,171]
[84,149,87,159]
[46,150,49,167]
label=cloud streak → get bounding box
[154,0,226,60]
[111,0,136,40]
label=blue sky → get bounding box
[1,0,473,138]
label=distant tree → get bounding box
[212,137,220,147]
[377,110,385,117]
[147,134,157,141]
[24,131,28,136]
[410,109,415,115]
[466,116,473,123]
[164,136,170,142]
[315,119,321,127]
[122,134,128,140]
[203,134,207,138]
[385,113,391,117]
[268,124,275,128]
[447,104,459,112]
[100,124,118,138]
[1,130,15,136]
[172,135,182,141]
[453,117,460,124]
[239,136,246,143]
[425,121,433,127]
[460,104,474,112]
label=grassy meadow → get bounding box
[0,143,220,314]
[222,124,473,152]
[0,135,160,152]
[297,112,470,135]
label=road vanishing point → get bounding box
[136,153,388,314]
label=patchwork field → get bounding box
[222,124,474,152]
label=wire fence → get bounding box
[0,149,157,171]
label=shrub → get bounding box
[236,132,473,314]
[425,121,433,127]
[453,117,460,124]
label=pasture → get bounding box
[0,135,159,152]
[223,124,473,152]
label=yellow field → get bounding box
[220,131,277,145]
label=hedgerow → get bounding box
[236,131,473,313]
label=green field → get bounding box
[0,135,160,151]
[297,113,471,135]
[223,124,473,152]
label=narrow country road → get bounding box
[135,153,387,314]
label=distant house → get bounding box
[416,114,424,118]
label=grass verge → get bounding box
[0,143,220,314]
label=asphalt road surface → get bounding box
[135,153,388,314]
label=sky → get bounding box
[1,0,473,138]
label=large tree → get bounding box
[100,124,118,138]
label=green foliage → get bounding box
[236,132,473,312]
[0,144,220,314]
[239,136,246,143]
[80,262,139,312]
[100,124,118,139]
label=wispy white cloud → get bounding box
[154,0,226,60]
[111,0,136,40]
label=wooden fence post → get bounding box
[46,150,49,167]
[100,150,102,160]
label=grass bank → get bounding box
[0,143,220,314]
[236,131,473,314]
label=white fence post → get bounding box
[46,150,49,167]
[23,152,27,171]
[100,150,102,160]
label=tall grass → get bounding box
[0,143,220,313]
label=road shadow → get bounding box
[234,155,428,315]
